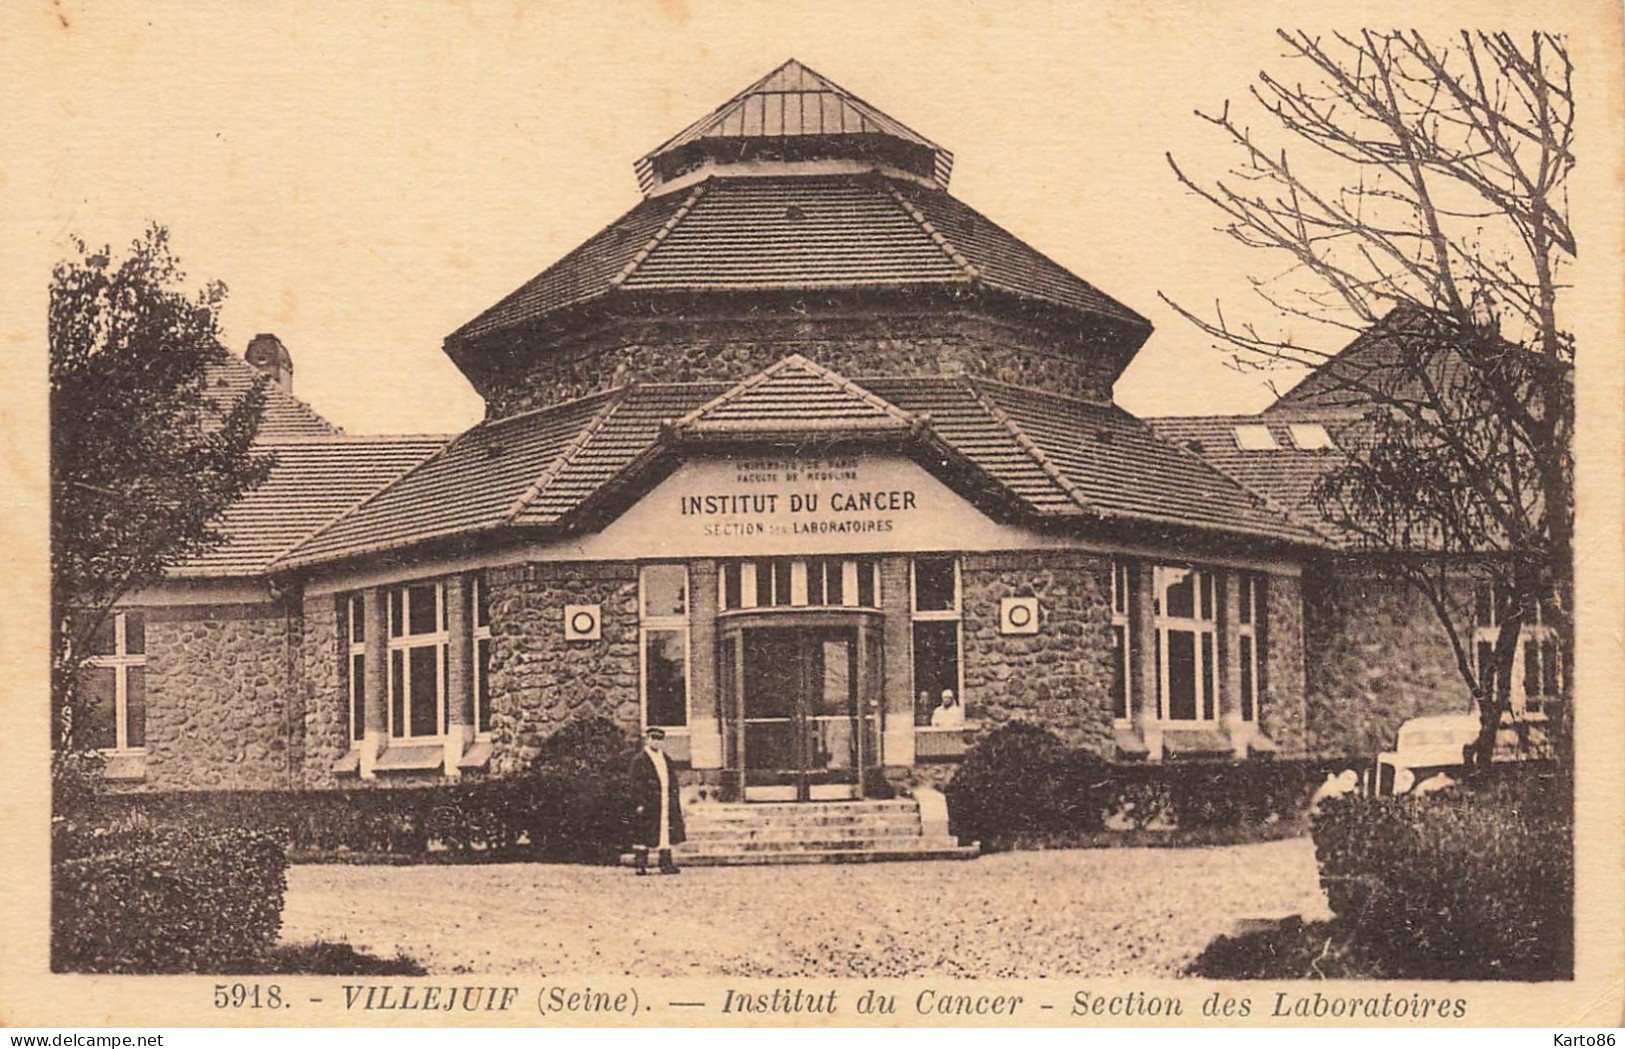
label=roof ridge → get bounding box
[254,433,453,447]
[967,374,1117,410]
[963,378,1096,515]
[212,354,344,436]
[609,181,710,289]
[447,387,626,446]
[503,388,630,524]
[882,179,979,282]
[1142,413,1266,425]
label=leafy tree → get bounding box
[1163,32,1574,765]
[51,225,271,755]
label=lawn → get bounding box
[278,837,1330,978]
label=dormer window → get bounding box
[1233,424,1278,451]
[1288,423,1334,450]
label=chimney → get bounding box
[245,333,294,394]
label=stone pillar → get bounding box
[1129,562,1162,760]
[688,560,722,770]
[444,574,473,777]
[1217,570,1249,758]
[360,587,388,778]
[880,556,915,770]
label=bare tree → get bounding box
[1162,31,1574,766]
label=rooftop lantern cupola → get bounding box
[445,59,1153,416]
[633,59,953,196]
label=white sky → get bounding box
[1,0,1574,434]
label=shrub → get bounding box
[519,717,635,862]
[69,718,642,865]
[1164,760,1328,830]
[53,825,288,973]
[246,941,427,976]
[1186,917,1394,980]
[51,749,107,819]
[1312,767,1572,980]
[947,723,1329,847]
[946,721,1102,844]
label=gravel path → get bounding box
[279,838,1331,978]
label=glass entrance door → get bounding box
[740,627,865,801]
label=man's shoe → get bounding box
[659,865,681,875]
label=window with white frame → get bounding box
[473,575,493,737]
[1154,566,1217,722]
[79,611,146,752]
[1474,583,1562,717]
[343,594,366,744]
[912,555,965,727]
[718,557,881,611]
[640,564,689,729]
[1110,559,1131,722]
[1237,572,1266,723]
[387,582,447,740]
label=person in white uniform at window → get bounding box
[930,688,964,728]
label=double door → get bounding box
[720,616,882,801]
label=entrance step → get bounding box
[618,795,979,868]
[665,843,983,867]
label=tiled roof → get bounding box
[635,59,953,191]
[205,354,342,439]
[888,181,1149,326]
[864,377,1079,515]
[1145,415,1346,540]
[450,191,692,342]
[281,390,631,565]
[1265,305,1443,414]
[168,435,449,577]
[511,384,723,527]
[278,361,1317,570]
[450,175,1146,343]
[972,382,1316,543]
[674,355,916,436]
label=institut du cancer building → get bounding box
[85,62,1540,802]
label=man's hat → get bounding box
[646,727,667,740]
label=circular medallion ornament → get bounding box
[999,596,1040,635]
[563,604,602,641]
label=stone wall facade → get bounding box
[299,591,349,789]
[143,602,297,790]
[128,550,1327,795]
[484,561,642,775]
[1259,572,1308,757]
[1302,563,1471,759]
[474,311,1122,417]
[960,550,1116,756]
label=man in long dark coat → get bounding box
[629,727,685,874]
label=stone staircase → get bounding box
[619,794,980,867]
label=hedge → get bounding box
[71,717,636,864]
[945,721,1334,848]
[53,825,288,973]
[1312,765,1572,980]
